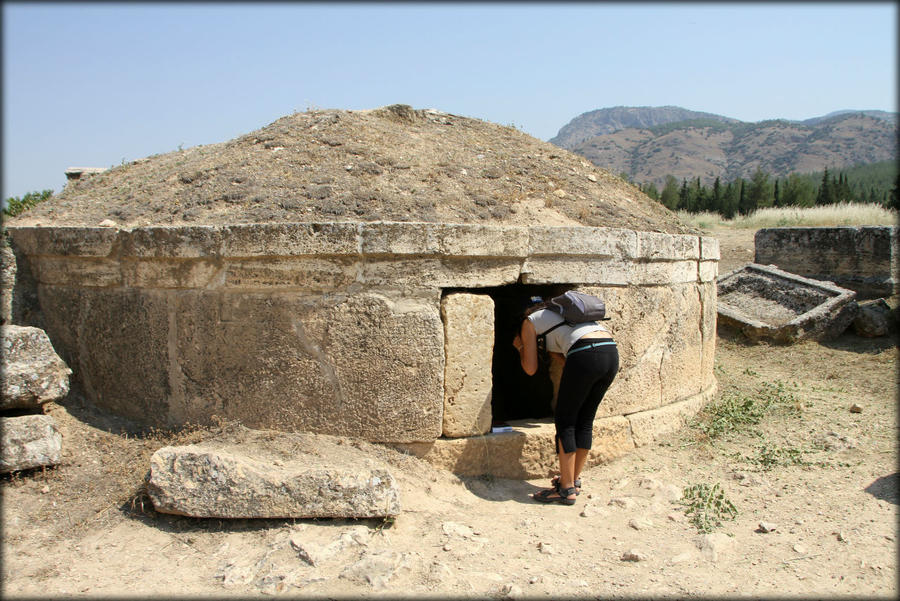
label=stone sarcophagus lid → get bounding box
[7,222,718,475]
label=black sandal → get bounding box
[533,486,577,505]
[550,475,582,495]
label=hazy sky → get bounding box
[2,2,897,200]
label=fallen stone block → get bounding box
[717,263,858,343]
[853,298,892,337]
[0,414,62,473]
[1,324,72,410]
[147,428,400,519]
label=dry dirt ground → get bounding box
[2,228,898,599]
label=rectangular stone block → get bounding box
[528,226,638,258]
[222,223,359,257]
[38,286,171,424]
[633,260,699,285]
[441,293,494,437]
[34,257,122,287]
[359,222,438,255]
[520,257,632,286]
[120,226,225,258]
[223,257,358,290]
[173,291,444,442]
[358,257,520,289]
[122,259,224,289]
[7,226,119,257]
[699,260,718,282]
[637,232,700,261]
[433,224,529,257]
[700,236,720,261]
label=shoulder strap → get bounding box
[538,321,566,338]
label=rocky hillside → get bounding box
[549,106,740,149]
[10,105,692,235]
[552,108,898,189]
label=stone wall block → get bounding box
[433,224,529,257]
[441,293,494,437]
[1,325,71,410]
[122,259,224,289]
[627,387,714,447]
[33,257,122,287]
[7,226,118,258]
[638,232,701,261]
[700,236,720,261]
[223,223,359,257]
[359,258,520,289]
[0,414,62,473]
[520,257,631,286]
[359,222,438,255]
[175,292,444,442]
[1,235,16,324]
[633,260,699,285]
[120,226,225,258]
[699,260,718,282]
[223,257,357,290]
[528,226,638,257]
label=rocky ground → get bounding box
[3,229,898,599]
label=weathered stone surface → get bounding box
[172,291,443,442]
[755,226,898,299]
[36,287,170,423]
[1,325,71,410]
[394,416,634,478]
[147,428,400,518]
[717,263,858,343]
[853,298,892,337]
[441,293,494,437]
[4,221,718,474]
[627,385,715,447]
[1,234,15,324]
[0,414,62,473]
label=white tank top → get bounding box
[527,308,608,355]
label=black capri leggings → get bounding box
[554,339,619,454]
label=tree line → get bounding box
[632,160,899,217]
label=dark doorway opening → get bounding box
[481,283,570,425]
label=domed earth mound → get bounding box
[12,104,693,234]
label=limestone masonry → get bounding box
[7,221,718,476]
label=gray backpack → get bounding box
[538,290,609,340]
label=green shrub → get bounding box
[3,189,53,217]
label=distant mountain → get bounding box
[549,106,740,149]
[551,107,898,188]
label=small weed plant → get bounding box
[741,444,810,470]
[679,482,738,533]
[692,380,800,440]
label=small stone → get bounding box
[538,542,554,555]
[587,174,597,182]
[757,522,777,533]
[608,497,636,509]
[553,189,567,198]
[442,543,452,552]
[628,518,653,531]
[579,506,593,518]
[849,404,863,413]
[528,575,540,585]
[792,543,807,554]
[41,485,50,494]
[98,219,117,227]
[500,583,523,598]
[837,531,848,542]
[621,550,647,562]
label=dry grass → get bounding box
[678,203,897,230]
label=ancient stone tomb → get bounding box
[7,221,719,476]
